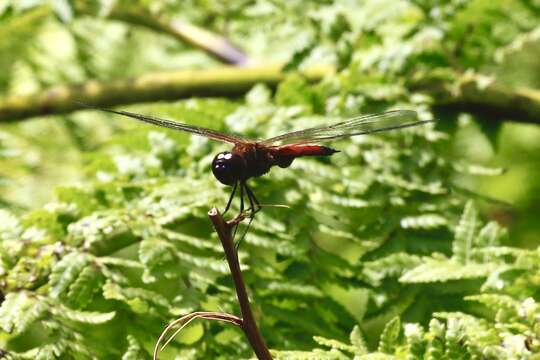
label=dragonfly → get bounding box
[84,105,432,219]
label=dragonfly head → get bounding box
[212,151,245,185]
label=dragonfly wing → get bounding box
[260,110,432,146]
[80,104,252,145]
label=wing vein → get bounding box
[260,110,431,145]
[78,103,251,145]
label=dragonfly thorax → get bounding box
[212,151,246,185]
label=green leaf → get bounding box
[122,334,151,360]
[453,162,506,176]
[465,294,520,317]
[0,292,46,334]
[425,319,444,360]
[138,238,175,269]
[273,349,349,360]
[377,316,401,354]
[476,221,506,248]
[51,0,72,22]
[452,201,478,263]
[1,3,538,358]
[400,259,496,283]
[48,252,92,299]
[350,325,368,354]
[275,74,325,114]
[400,214,447,229]
[443,318,466,359]
[102,281,170,314]
[263,282,324,298]
[50,303,115,324]
[404,323,425,359]
[363,253,422,286]
[67,212,134,255]
[66,263,103,308]
[284,39,317,72]
[314,336,357,354]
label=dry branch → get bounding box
[208,208,273,360]
[152,209,272,359]
[107,8,250,65]
[153,311,243,360]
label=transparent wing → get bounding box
[260,110,432,146]
[79,104,253,145]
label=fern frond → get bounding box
[376,174,446,195]
[314,336,357,354]
[452,200,478,263]
[244,231,304,257]
[452,162,505,176]
[48,252,93,299]
[264,282,324,298]
[273,349,349,360]
[443,318,466,359]
[50,302,115,324]
[122,334,152,360]
[65,263,103,308]
[465,294,520,321]
[363,253,422,286]
[404,323,425,360]
[67,211,134,254]
[102,281,170,314]
[400,259,496,283]
[425,319,445,360]
[377,316,401,354]
[350,325,368,355]
[400,214,447,229]
[476,222,506,248]
[0,292,46,334]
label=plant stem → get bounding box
[107,8,250,65]
[0,64,332,123]
[208,208,272,360]
[409,71,540,124]
[1,64,539,125]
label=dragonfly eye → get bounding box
[212,152,244,185]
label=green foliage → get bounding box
[1,0,540,359]
[377,317,400,354]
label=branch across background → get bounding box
[1,65,538,125]
[409,71,540,124]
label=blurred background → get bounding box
[1,1,538,247]
[0,0,539,358]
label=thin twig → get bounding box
[153,311,243,360]
[208,208,273,360]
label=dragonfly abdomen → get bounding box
[270,145,339,168]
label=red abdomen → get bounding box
[270,145,338,168]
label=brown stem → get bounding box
[208,208,273,360]
[107,8,250,65]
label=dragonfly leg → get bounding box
[235,182,258,249]
[223,182,238,215]
[239,181,244,214]
[244,183,261,216]
[236,215,254,250]
[232,181,245,242]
